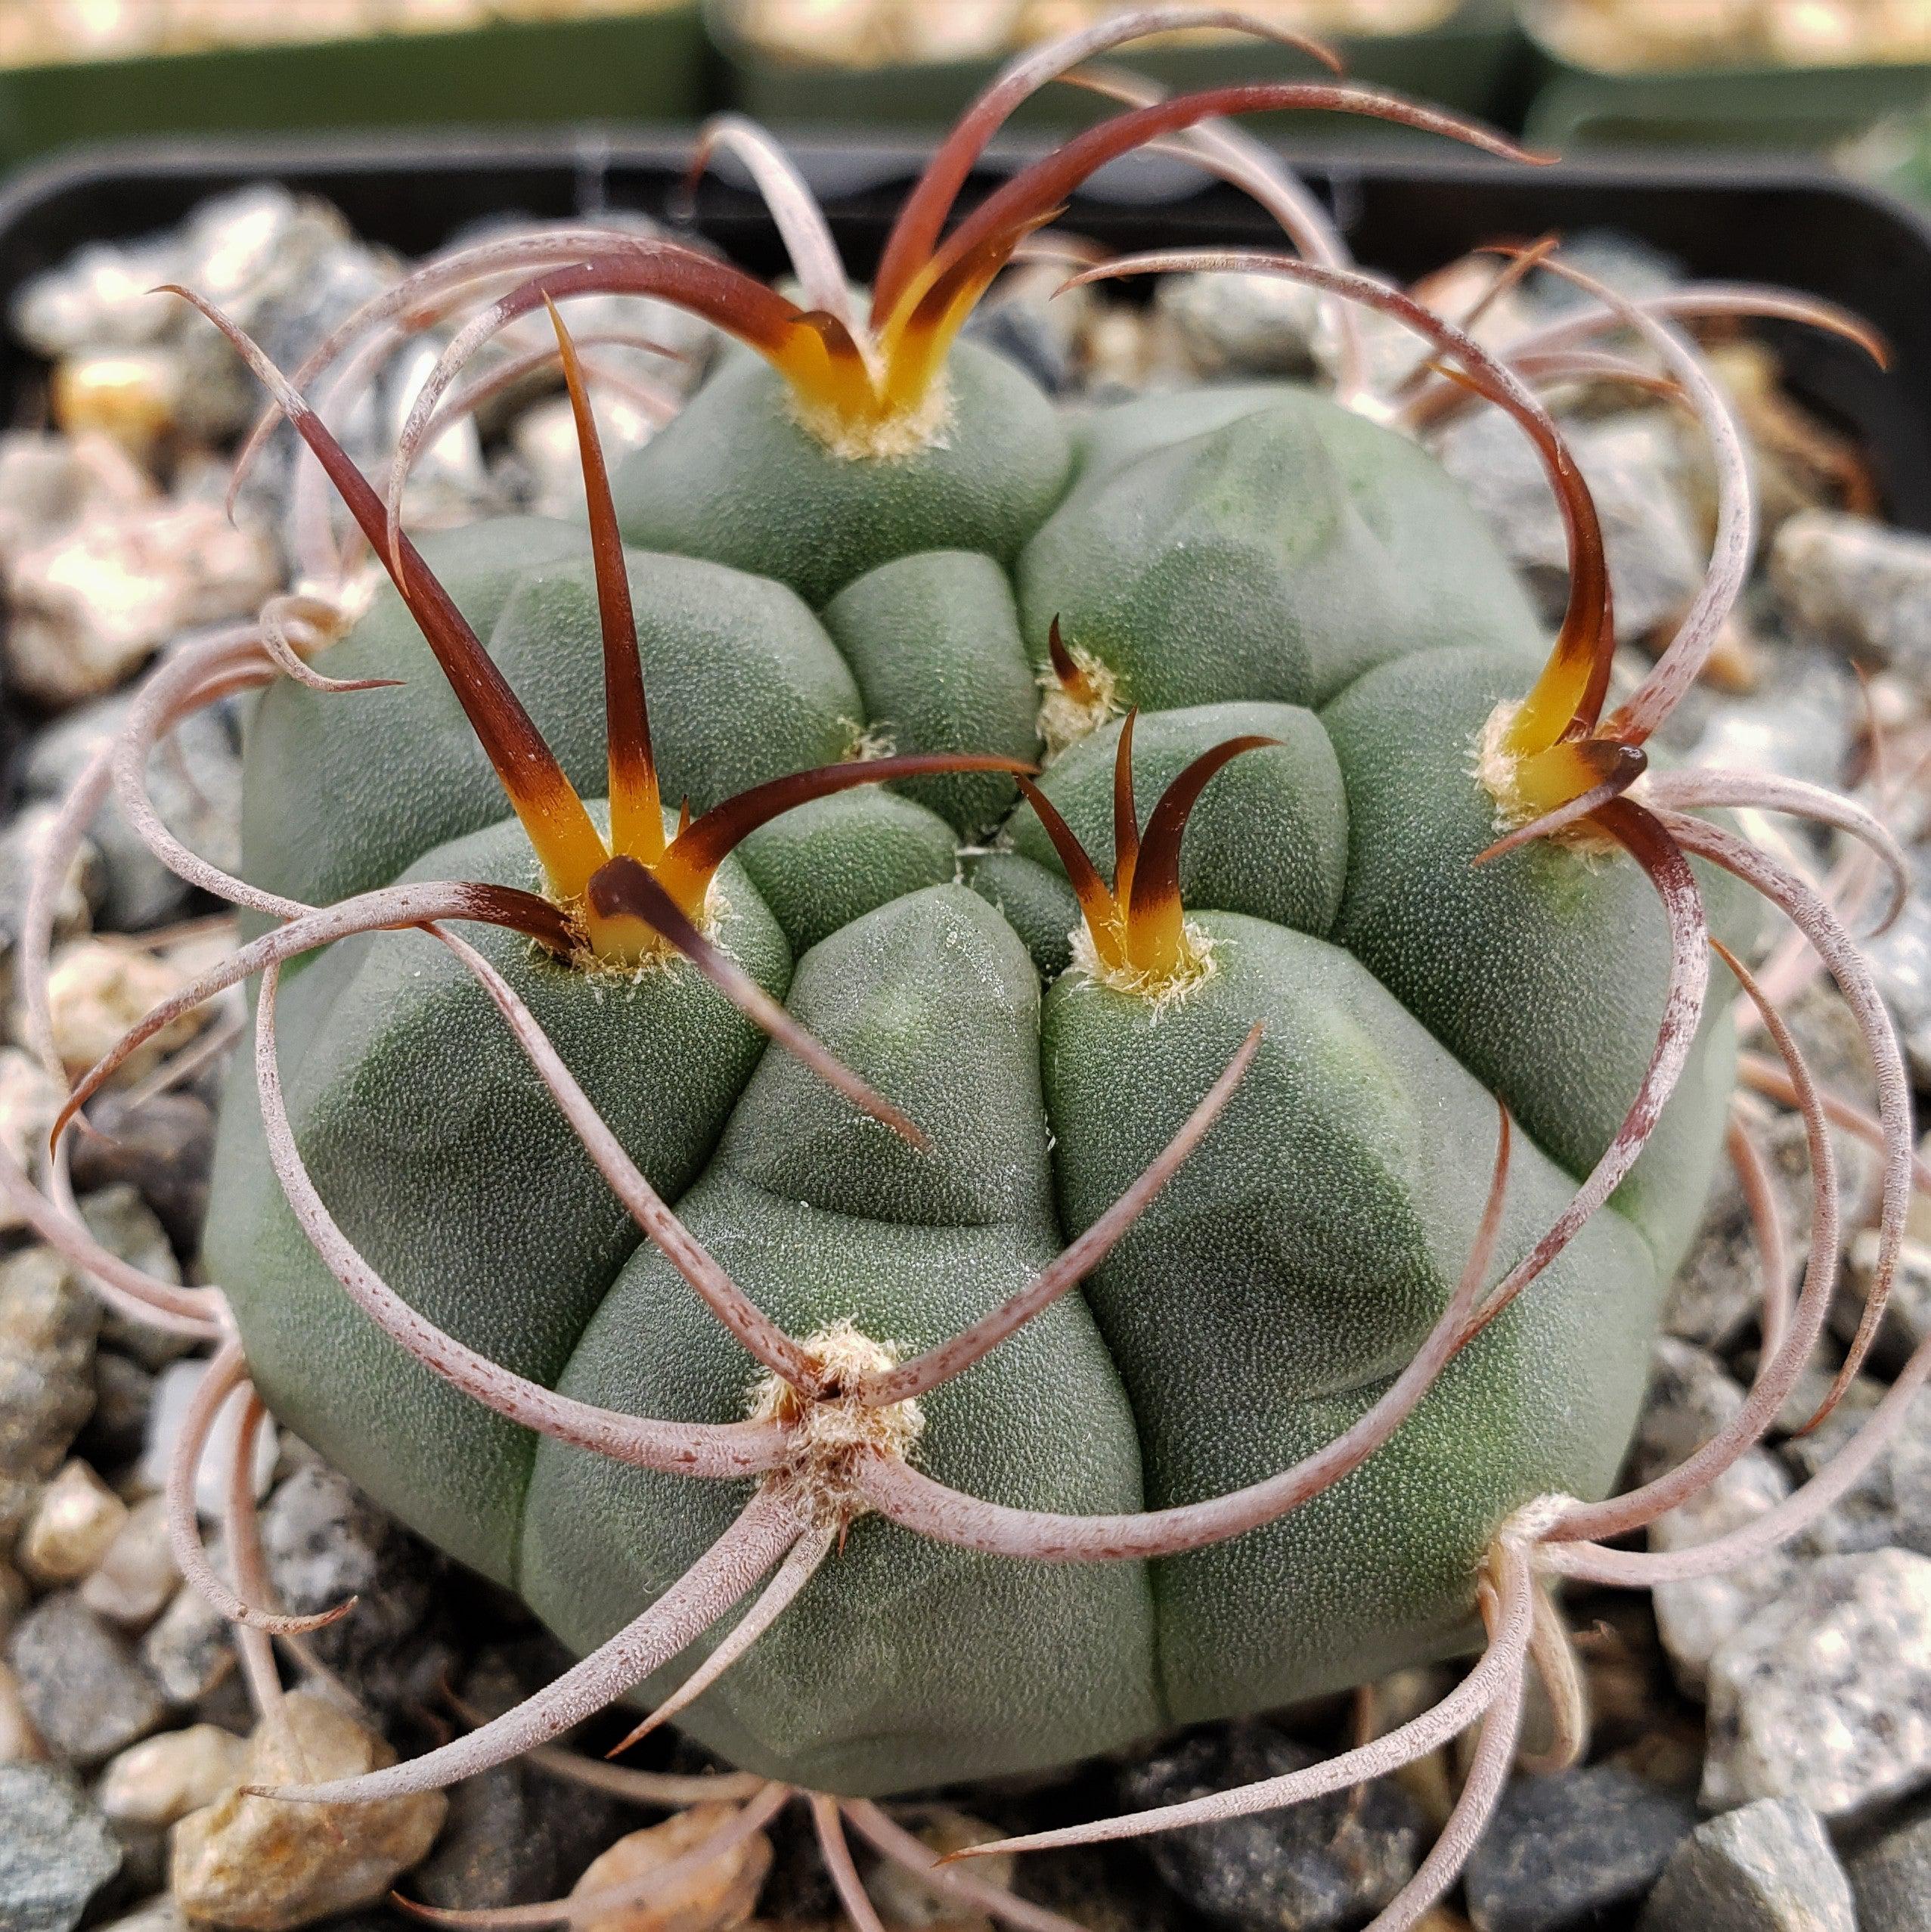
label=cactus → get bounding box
[14,11,1926,1924]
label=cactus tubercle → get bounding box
[1018,712,1275,991]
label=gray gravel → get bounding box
[0,1763,123,1932]
[1638,1798,1854,1932]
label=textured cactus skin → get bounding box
[206,352,1743,1794]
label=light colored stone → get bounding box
[41,940,207,1085]
[51,349,184,461]
[512,389,656,521]
[0,802,101,976]
[0,1658,44,1761]
[1784,1381,1931,1562]
[1848,1801,1931,1932]
[0,430,151,562]
[0,1242,98,1478]
[19,1459,128,1586]
[4,498,277,708]
[11,237,181,358]
[0,1053,70,1235]
[81,1496,178,1628]
[170,1689,446,1930]
[97,1723,246,1828]
[97,1900,186,1932]
[139,1357,274,1520]
[1771,508,1931,695]
[1687,638,1860,792]
[1669,1106,1833,1349]
[1434,405,1705,647]
[1650,1450,1797,1696]
[81,1186,180,1290]
[1704,1549,1931,1816]
[1158,271,1323,380]
[566,1800,773,1932]
[866,1810,1011,1932]
[82,1186,190,1372]
[258,1459,448,1718]
[1630,1339,1747,1487]
[1639,1797,1854,1932]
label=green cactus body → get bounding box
[206,346,1740,1795]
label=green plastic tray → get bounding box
[1523,14,1931,150]
[0,6,708,172]
[712,0,1524,141]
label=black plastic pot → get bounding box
[0,8,709,171]
[1,129,1927,532]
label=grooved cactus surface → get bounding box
[206,345,1742,1794]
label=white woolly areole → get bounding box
[1471,699,1534,830]
[1503,1492,1582,1552]
[787,376,956,462]
[1037,644,1120,759]
[843,716,897,761]
[551,875,731,982]
[1471,700,1618,859]
[1067,917,1219,1013]
[749,1320,925,1530]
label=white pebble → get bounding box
[1650,1451,1797,1695]
[1705,1549,1931,1817]
[19,1459,128,1586]
[170,1689,446,1929]
[98,1723,246,1828]
[4,499,277,709]
[42,939,207,1085]
[80,1495,178,1629]
[138,1357,275,1521]
[567,1800,773,1932]
[0,1052,66,1233]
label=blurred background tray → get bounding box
[1518,5,1931,150]
[0,5,708,170]
[0,126,1925,530]
[710,0,1524,138]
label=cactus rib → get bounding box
[256,956,795,1471]
[849,1100,1515,1563]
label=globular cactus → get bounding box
[17,9,1927,1924]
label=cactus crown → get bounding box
[705,49,1536,448]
